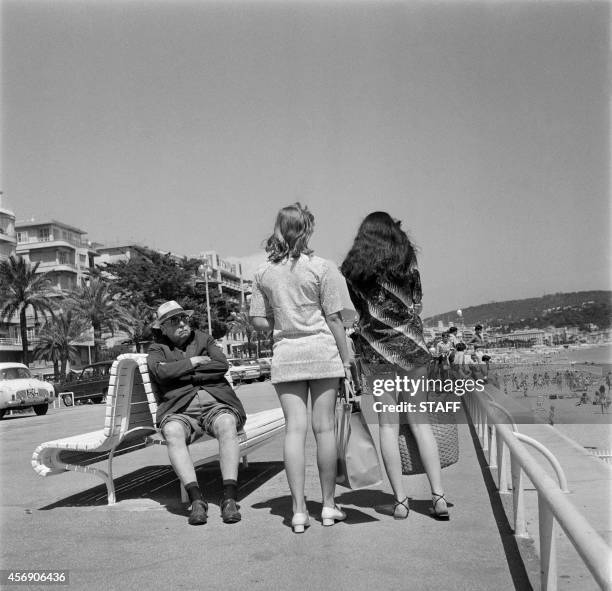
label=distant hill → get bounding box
[424,291,612,331]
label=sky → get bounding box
[2,0,610,317]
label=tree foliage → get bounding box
[0,255,56,365]
[33,309,88,378]
[101,247,239,331]
[425,290,612,331]
[65,277,129,362]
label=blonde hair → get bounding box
[265,203,314,263]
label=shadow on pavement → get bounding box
[252,490,380,528]
[336,488,455,519]
[464,415,535,591]
[38,461,284,514]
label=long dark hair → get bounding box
[341,211,418,289]
[265,202,314,263]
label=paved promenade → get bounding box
[1,382,539,591]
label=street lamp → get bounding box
[198,263,213,336]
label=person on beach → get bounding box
[147,301,246,526]
[249,203,352,533]
[448,326,459,347]
[435,332,454,380]
[341,211,450,521]
[470,325,485,351]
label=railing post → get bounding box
[482,413,489,452]
[538,495,557,591]
[510,453,527,537]
[489,424,497,468]
[498,439,509,493]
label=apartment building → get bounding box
[15,219,98,291]
[200,251,251,309]
[0,197,17,261]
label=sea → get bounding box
[563,343,612,365]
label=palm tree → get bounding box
[33,309,88,379]
[227,310,258,357]
[65,277,129,362]
[120,301,154,353]
[0,255,55,366]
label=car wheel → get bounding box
[0,409,6,420]
[258,375,266,382]
[62,394,73,407]
[33,404,49,416]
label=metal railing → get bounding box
[464,389,612,590]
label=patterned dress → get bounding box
[249,254,347,384]
[346,268,432,373]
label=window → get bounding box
[16,232,23,242]
[38,227,50,241]
[0,367,32,380]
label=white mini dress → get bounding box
[249,254,347,384]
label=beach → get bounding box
[490,342,612,454]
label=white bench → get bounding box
[31,353,285,505]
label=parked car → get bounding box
[228,359,261,384]
[0,362,55,419]
[256,357,272,381]
[55,361,114,406]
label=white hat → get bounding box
[152,300,193,329]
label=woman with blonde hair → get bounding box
[341,211,449,520]
[249,203,352,532]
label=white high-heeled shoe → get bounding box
[321,505,347,526]
[291,512,310,533]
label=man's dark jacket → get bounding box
[147,329,246,427]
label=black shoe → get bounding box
[220,498,241,524]
[188,500,208,525]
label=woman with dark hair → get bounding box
[249,203,352,533]
[341,211,449,520]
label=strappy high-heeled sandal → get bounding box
[392,496,410,520]
[430,492,449,520]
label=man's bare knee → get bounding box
[162,421,187,444]
[213,414,238,440]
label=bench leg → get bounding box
[62,463,117,505]
[105,448,118,505]
[242,454,249,469]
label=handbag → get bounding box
[398,390,459,476]
[335,378,383,489]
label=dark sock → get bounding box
[222,479,238,501]
[185,482,203,504]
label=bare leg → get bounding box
[275,381,309,514]
[405,420,444,496]
[213,413,240,481]
[403,366,446,488]
[162,420,196,485]
[376,388,407,512]
[405,366,447,514]
[310,378,340,509]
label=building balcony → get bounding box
[220,278,243,292]
[17,237,86,250]
[0,337,41,352]
[32,261,79,273]
[0,231,17,245]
